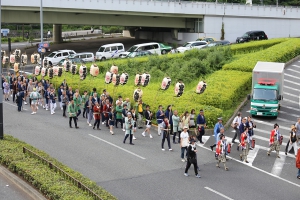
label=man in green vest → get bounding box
[68,99,79,129]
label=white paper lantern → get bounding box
[112,74,120,86]
[14,49,21,58]
[21,54,27,66]
[2,56,9,65]
[120,73,129,85]
[175,82,185,97]
[133,88,143,102]
[41,67,48,77]
[48,68,54,79]
[53,66,59,76]
[31,53,40,64]
[71,64,77,75]
[134,74,141,86]
[110,65,118,74]
[35,65,42,76]
[105,71,113,84]
[1,50,6,59]
[141,73,150,87]
[13,63,20,72]
[161,77,171,90]
[63,60,72,72]
[79,65,87,80]
[196,81,207,94]
[58,67,63,77]
[90,64,99,77]
[10,54,15,64]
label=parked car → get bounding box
[95,43,125,61]
[126,51,152,58]
[196,37,217,44]
[159,43,172,54]
[119,42,161,58]
[58,57,85,66]
[44,50,76,65]
[205,40,231,48]
[176,41,208,53]
[236,30,268,43]
[68,52,94,62]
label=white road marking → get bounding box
[284,85,300,92]
[255,128,289,140]
[279,110,299,118]
[246,110,250,113]
[282,105,300,112]
[277,117,294,124]
[299,94,300,108]
[286,68,300,74]
[247,147,259,166]
[202,136,210,145]
[253,135,287,146]
[3,101,28,111]
[284,79,300,86]
[204,187,234,200]
[283,98,299,105]
[284,73,300,79]
[292,64,300,68]
[283,92,299,98]
[89,134,146,160]
[271,155,286,176]
[254,119,290,131]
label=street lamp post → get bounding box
[40,0,43,65]
[0,0,4,140]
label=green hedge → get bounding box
[223,38,300,72]
[0,135,117,200]
[195,70,252,110]
[230,38,286,55]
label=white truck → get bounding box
[248,61,284,118]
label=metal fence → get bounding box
[23,147,103,200]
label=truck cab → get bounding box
[248,62,284,118]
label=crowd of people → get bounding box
[2,73,300,179]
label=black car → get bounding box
[236,31,268,43]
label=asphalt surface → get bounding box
[2,38,300,199]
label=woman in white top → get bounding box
[180,126,190,162]
[181,111,190,133]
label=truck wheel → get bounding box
[162,50,167,55]
[100,57,106,61]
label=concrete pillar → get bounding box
[53,24,62,43]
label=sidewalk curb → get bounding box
[0,165,46,200]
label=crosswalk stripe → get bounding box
[284,73,300,79]
[254,128,289,140]
[284,79,300,86]
[283,98,299,105]
[284,85,300,92]
[254,119,290,131]
[279,110,299,118]
[283,92,299,98]
[270,155,286,176]
[202,136,210,145]
[247,147,259,166]
[282,105,300,112]
[286,68,300,74]
[253,135,287,146]
[277,117,294,124]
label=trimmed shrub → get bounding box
[223,38,300,72]
[0,135,117,200]
[195,70,252,110]
[230,38,286,55]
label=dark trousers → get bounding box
[29,98,32,106]
[162,131,171,149]
[17,96,22,111]
[124,132,133,144]
[173,132,180,143]
[77,109,81,117]
[170,124,173,135]
[83,107,86,117]
[101,113,105,122]
[69,117,77,127]
[197,129,205,143]
[185,158,198,175]
[105,116,109,127]
[232,128,240,142]
[13,91,16,102]
[94,119,100,129]
[62,105,67,116]
[116,119,123,128]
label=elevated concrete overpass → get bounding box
[2,0,300,43]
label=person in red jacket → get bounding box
[267,123,281,158]
[296,148,300,179]
[216,134,228,171]
[93,101,101,130]
[239,126,249,163]
[103,98,112,127]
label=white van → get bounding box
[119,42,162,58]
[95,43,125,61]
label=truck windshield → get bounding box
[253,89,277,100]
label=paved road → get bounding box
[2,59,300,200]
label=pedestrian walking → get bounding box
[29,87,40,115]
[196,109,206,144]
[73,90,82,118]
[3,79,10,101]
[246,116,256,150]
[295,118,300,139]
[216,134,229,170]
[231,112,242,143]
[93,101,101,130]
[239,126,249,163]
[108,107,115,134]
[123,112,135,145]
[49,88,57,115]
[115,101,123,128]
[285,125,298,157]
[296,148,300,179]
[184,139,201,178]
[68,99,79,128]
[61,91,69,118]
[103,98,112,127]
[136,99,144,129]
[86,96,93,126]
[141,105,153,138]
[181,111,190,132]
[130,108,137,140]
[161,116,172,151]
[172,110,180,144]
[165,105,173,134]
[122,104,128,131]
[180,126,189,161]
[210,117,224,151]
[267,123,282,158]
[189,109,196,133]
[81,91,88,118]
[156,105,164,136]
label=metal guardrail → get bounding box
[22,147,103,200]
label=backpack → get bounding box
[296,149,300,169]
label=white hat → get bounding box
[183,126,188,129]
[127,112,132,115]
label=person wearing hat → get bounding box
[180,125,190,161]
[184,139,201,178]
[231,112,242,143]
[123,112,135,145]
[285,125,298,156]
[216,134,229,170]
[29,87,40,115]
[267,123,282,158]
[161,116,172,151]
[210,117,224,151]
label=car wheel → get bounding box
[100,57,106,61]
[162,50,167,55]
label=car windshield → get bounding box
[242,33,249,37]
[208,43,217,47]
[47,52,56,58]
[159,43,165,48]
[127,52,137,58]
[97,47,105,52]
[253,89,277,100]
[182,43,192,47]
[127,45,138,52]
[68,55,75,59]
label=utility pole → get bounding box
[0,0,4,140]
[40,0,43,65]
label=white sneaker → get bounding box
[33,112,36,114]
[150,134,153,139]
[122,129,125,131]
[36,107,39,110]
[110,131,114,135]
[162,149,165,151]
[24,102,28,105]
[46,108,48,111]
[88,123,92,127]
[43,106,45,109]
[102,122,105,125]
[181,159,185,162]
[61,108,63,110]
[51,113,54,115]
[133,136,137,140]
[31,112,35,115]
[169,149,173,151]
[142,132,145,137]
